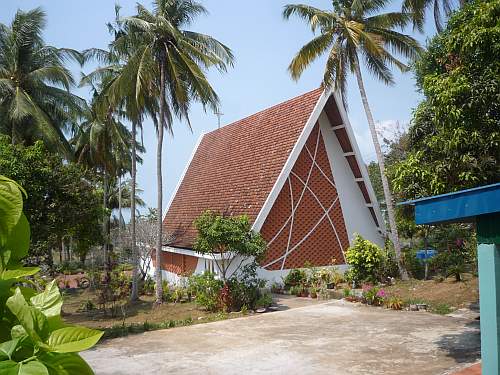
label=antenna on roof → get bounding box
[214,110,223,129]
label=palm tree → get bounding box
[73,89,133,280]
[117,0,234,304]
[402,0,465,32]
[283,0,423,279]
[0,7,84,158]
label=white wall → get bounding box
[319,112,384,248]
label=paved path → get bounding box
[83,300,480,375]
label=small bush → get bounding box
[361,284,385,306]
[188,271,223,312]
[255,293,273,308]
[431,303,453,315]
[284,269,307,288]
[384,296,403,310]
[345,234,384,285]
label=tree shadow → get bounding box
[435,319,481,365]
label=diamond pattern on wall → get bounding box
[260,123,350,270]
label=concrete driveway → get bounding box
[82,300,480,375]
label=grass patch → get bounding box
[61,289,241,340]
[430,303,453,315]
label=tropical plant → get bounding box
[283,0,422,279]
[391,0,500,200]
[0,7,85,158]
[73,88,134,280]
[0,175,102,374]
[345,234,385,284]
[193,211,267,282]
[116,0,234,304]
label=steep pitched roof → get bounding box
[163,88,324,248]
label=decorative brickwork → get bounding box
[260,124,349,270]
[151,251,199,276]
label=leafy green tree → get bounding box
[283,0,422,279]
[0,7,84,158]
[0,175,102,374]
[194,211,266,282]
[392,0,500,199]
[0,137,102,266]
[116,0,234,303]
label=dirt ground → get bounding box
[384,276,479,311]
[82,299,481,375]
[61,289,229,330]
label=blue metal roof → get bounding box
[399,183,500,225]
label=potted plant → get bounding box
[310,286,318,299]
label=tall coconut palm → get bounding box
[283,0,423,279]
[402,0,465,32]
[117,0,234,304]
[73,88,133,280]
[0,7,85,158]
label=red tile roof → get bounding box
[163,88,324,248]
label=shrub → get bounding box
[188,271,223,312]
[345,234,384,285]
[228,263,266,311]
[255,293,273,308]
[361,284,385,306]
[385,296,403,310]
[141,276,155,295]
[402,248,425,279]
[429,246,471,282]
[284,268,307,288]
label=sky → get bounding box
[1,0,437,217]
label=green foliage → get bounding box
[361,284,386,306]
[345,234,384,284]
[0,8,84,157]
[283,0,421,106]
[228,263,266,311]
[255,293,273,309]
[0,138,103,264]
[193,211,266,281]
[384,296,404,310]
[431,303,453,315]
[0,175,102,374]
[283,269,307,288]
[188,272,223,312]
[392,0,500,199]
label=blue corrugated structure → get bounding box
[399,182,500,225]
[400,182,500,374]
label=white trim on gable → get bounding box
[331,91,386,234]
[163,132,205,222]
[251,90,330,231]
[252,90,385,236]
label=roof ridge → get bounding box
[205,87,323,136]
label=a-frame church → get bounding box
[154,88,385,282]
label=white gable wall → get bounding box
[319,112,384,248]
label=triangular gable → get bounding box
[162,88,324,248]
[260,123,349,270]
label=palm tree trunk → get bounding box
[352,58,408,280]
[155,63,166,304]
[103,171,111,283]
[118,175,123,241]
[130,121,139,302]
